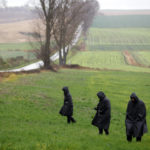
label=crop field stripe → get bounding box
[131,51,150,67]
[86,28,150,51]
[69,51,150,73]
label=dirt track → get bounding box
[123,51,140,66]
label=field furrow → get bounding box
[123,51,140,66]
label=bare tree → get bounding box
[35,0,59,69]
[53,0,81,65]
[31,0,99,67]
[53,0,99,65]
[82,0,99,35]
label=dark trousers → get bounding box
[99,128,109,135]
[127,135,142,142]
[67,116,76,123]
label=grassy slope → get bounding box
[68,51,150,72]
[0,69,150,150]
[86,28,150,51]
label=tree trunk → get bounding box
[43,23,51,69]
[62,45,65,65]
[64,53,67,65]
[64,47,69,65]
[59,47,63,65]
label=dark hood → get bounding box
[130,93,139,103]
[62,87,69,96]
[97,91,105,101]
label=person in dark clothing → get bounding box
[59,87,76,124]
[92,91,111,135]
[125,93,148,142]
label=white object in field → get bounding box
[0,25,82,72]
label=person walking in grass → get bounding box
[92,91,111,135]
[59,87,76,124]
[125,93,148,142]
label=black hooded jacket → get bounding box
[125,93,148,137]
[59,87,73,116]
[92,92,111,129]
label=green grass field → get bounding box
[85,28,150,51]
[92,15,150,28]
[0,69,150,150]
[0,42,34,51]
[68,51,150,72]
[0,42,38,60]
[0,50,36,60]
[0,42,39,69]
[0,42,40,60]
[1,12,150,150]
[0,49,37,70]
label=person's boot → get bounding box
[67,116,71,124]
[127,135,132,142]
[99,128,103,135]
[136,137,142,142]
[71,117,76,123]
[104,129,109,135]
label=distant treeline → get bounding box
[92,15,150,28]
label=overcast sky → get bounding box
[6,0,150,10]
